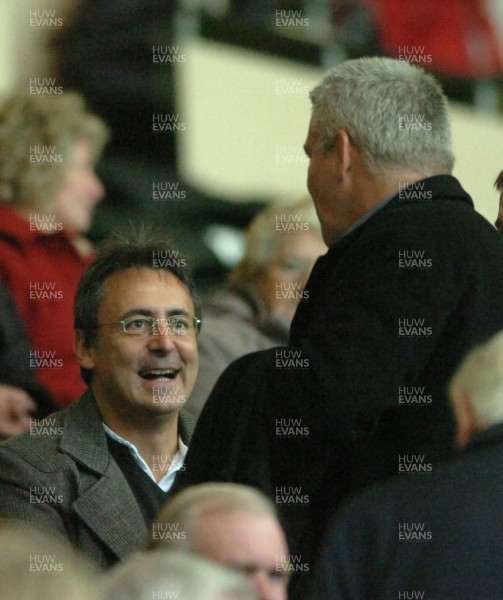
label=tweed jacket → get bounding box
[0,390,195,568]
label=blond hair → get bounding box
[0,91,109,210]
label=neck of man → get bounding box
[97,400,181,482]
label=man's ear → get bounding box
[451,389,478,449]
[333,128,353,180]
[74,330,96,370]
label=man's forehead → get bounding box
[104,266,184,286]
[304,122,321,151]
[99,267,192,308]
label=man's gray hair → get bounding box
[449,332,503,429]
[309,56,454,176]
[148,483,277,551]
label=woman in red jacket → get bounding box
[0,91,109,407]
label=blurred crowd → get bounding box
[0,1,502,599]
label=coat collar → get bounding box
[59,388,110,473]
[60,389,196,471]
[324,174,474,256]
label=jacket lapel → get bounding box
[72,458,147,560]
[179,410,195,444]
[60,391,147,560]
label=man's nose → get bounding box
[147,329,177,354]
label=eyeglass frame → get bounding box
[86,314,202,336]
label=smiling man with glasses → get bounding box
[0,235,201,569]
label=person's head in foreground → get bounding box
[305,56,454,245]
[0,520,98,600]
[148,483,290,600]
[450,331,503,448]
[102,550,257,600]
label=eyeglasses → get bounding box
[95,315,201,337]
[271,257,311,277]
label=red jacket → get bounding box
[0,205,92,407]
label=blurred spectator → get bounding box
[0,91,109,407]
[331,0,380,56]
[0,520,99,600]
[53,0,177,167]
[0,384,35,441]
[102,551,257,600]
[0,281,54,440]
[186,199,326,417]
[308,331,503,600]
[495,170,503,231]
[149,483,290,600]
[52,0,265,292]
[364,0,503,78]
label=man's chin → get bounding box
[148,386,188,412]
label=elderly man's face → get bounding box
[257,229,326,324]
[192,509,290,600]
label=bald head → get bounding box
[149,484,289,600]
[450,332,503,448]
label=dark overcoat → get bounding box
[175,175,503,576]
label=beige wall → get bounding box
[1,5,502,224]
[177,38,503,223]
[0,0,72,94]
[0,2,15,93]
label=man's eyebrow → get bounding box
[119,308,192,320]
[166,309,191,318]
[119,308,154,320]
